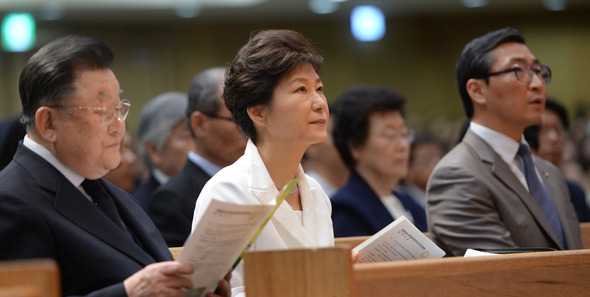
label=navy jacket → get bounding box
[148,160,212,247]
[331,171,427,237]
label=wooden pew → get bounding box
[0,259,60,297]
[244,247,355,297]
[580,222,590,249]
[334,236,369,248]
[244,247,590,297]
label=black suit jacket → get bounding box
[132,174,161,209]
[0,144,172,297]
[147,160,212,247]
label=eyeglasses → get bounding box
[372,129,415,144]
[483,63,551,84]
[49,99,131,123]
[201,111,233,122]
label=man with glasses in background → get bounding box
[426,27,583,257]
[147,67,246,247]
[0,35,230,297]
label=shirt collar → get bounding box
[469,121,528,164]
[188,151,221,177]
[151,168,169,184]
[23,135,85,188]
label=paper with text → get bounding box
[177,179,298,297]
[352,216,445,262]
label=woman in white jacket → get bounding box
[190,29,334,297]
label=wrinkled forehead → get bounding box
[68,68,122,104]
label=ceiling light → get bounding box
[2,13,36,52]
[350,5,385,42]
[40,1,65,21]
[460,0,489,8]
[309,0,339,14]
[543,0,566,11]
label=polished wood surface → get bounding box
[580,222,590,249]
[0,259,60,297]
[169,246,183,260]
[243,247,590,297]
[244,247,355,297]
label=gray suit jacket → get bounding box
[426,130,582,256]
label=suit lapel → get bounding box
[54,181,157,265]
[103,181,172,262]
[246,141,313,248]
[347,171,394,232]
[464,131,563,248]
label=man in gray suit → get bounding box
[426,27,582,257]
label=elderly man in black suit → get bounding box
[148,67,247,247]
[0,34,230,297]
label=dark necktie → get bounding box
[517,144,566,248]
[82,179,126,230]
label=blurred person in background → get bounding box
[148,67,246,247]
[331,85,427,236]
[524,98,590,222]
[0,116,26,170]
[104,132,141,193]
[133,91,195,208]
[395,133,447,210]
[303,104,349,197]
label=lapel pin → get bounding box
[545,172,549,178]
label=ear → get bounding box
[247,105,267,129]
[35,107,58,143]
[348,139,362,163]
[466,78,487,106]
[190,111,208,137]
[144,141,162,167]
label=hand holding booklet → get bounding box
[352,216,445,263]
[177,179,299,297]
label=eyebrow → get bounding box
[506,57,541,65]
[288,77,322,85]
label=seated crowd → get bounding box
[0,26,589,297]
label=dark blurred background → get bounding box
[1,0,589,140]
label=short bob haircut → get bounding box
[223,29,323,144]
[19,34,114,130]
[332,85,406,171]
[455,27,525,119]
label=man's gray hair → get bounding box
[137,91,188,171]
[187,67,226,136]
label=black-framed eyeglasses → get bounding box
[48,99,131,123]
[201,111,233,122]
[482,63,551,84]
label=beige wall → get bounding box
[1,11,588,140]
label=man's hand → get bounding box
[207,269,232,297]
[124,261,194,297]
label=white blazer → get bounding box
[191,139,334,297]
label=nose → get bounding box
[312,94,328,112]
[109,116,125,138]
[529,69,545,91]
